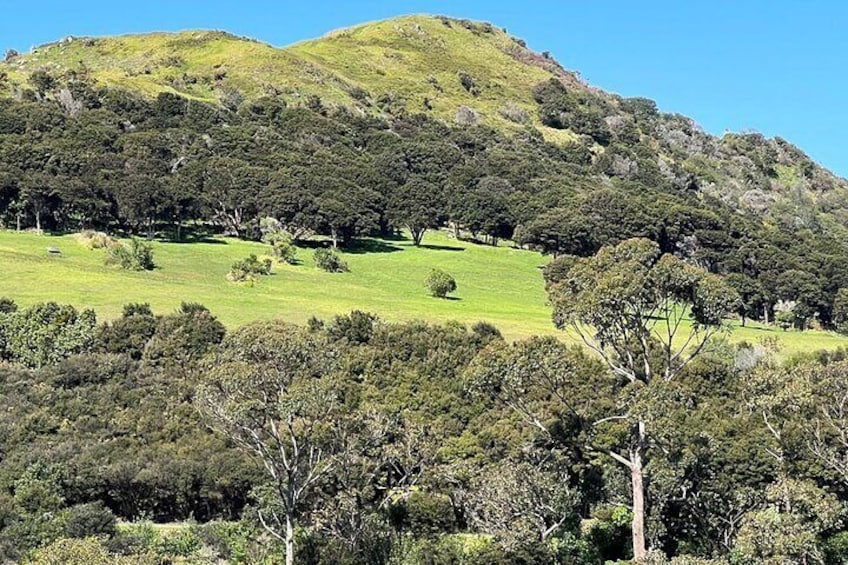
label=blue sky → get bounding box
[2,1,846,176]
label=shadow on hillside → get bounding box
[164,227,227,244]
[169,234,228,245]
[420,243,464,252]
[344,239,404,254]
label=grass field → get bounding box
[1,229,846,355]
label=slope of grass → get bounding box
[0,15,569,132]
[1,229,846,356]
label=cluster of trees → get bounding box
[2,239,848,563]
[2,71,848,329]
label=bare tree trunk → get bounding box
[331,229,338,249]
[285,512,295,565]
[35,210,41,233]
[16,212,21,231]
[631,421,647,561]
[410,227,425,246]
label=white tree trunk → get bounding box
[285,513,295,565]
[631,421,647,561]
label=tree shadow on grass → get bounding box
[343,239,404,255]
[420,243,465,252]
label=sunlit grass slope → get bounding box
[1,229,846,355]
[0,15,574,137]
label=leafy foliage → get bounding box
[105,238,155,271]
[425,269,457,298]
[313,248,349,273]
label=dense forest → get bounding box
[3,14,848,564]
[1,242,848,563]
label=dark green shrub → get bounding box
[106,238,155,271]
[0,297,17,314]
[314,248,349,273]
[824,531,848,565]
[326,311,378,344]
[396,491,457,536]
[64,501,117,539]
[95,303,157,359]
[425,269,457,298]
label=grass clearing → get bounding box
[1,229,845,355]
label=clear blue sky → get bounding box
[2,1,846,176]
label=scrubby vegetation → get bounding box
[0,242,847,563]
[227,254,272,283]
[313,248,349,273]
[105,238,155,271]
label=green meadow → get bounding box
[1,229,845,355]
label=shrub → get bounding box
[0,297,16,313]
[269,237,297,265]
[425,269,457,298]
[260,217,298,264]
[106,239,155,271]
[27,537,147,565]
[499,102,531,124]
[458,71,479,95]
[76,230,117,249]
[227,255,272,283]
[64,501,117,539]
[326,311,379,344]
[314,248,349,273]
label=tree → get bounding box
[388,176,442,246]
[0,302,96,368]
[832,288,848,334]
[731,479,841,565]
[19,171,57,232]
[201,157,266,237]
[726,273,763,326]
[195,321,348,565]
[315,183,382,248]
[514,207,598,257]
[467,459,579,551]
[425,269,457,298]
[544,238,739,560]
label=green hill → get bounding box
[1,228,844,356]
[0,16,570,137]
[1,15,848,345]
[2,15,845,230]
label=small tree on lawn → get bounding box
[425,269,456,298]
[314,248,349,273]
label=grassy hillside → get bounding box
[1,229,845,355]
[0,16,572,137]
[2,14,845,226]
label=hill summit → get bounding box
[2,14,845,232]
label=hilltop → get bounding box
[2,15,845,232]
[1,17,571,135]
